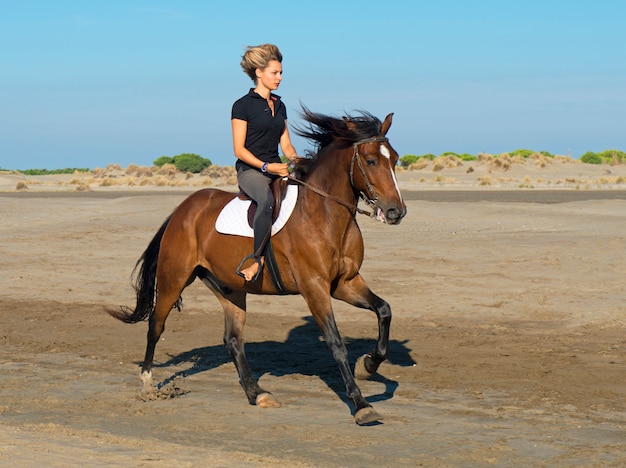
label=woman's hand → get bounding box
[267,162,290,177]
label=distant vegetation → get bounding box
[153,153,212,173]
[579,150,626,165]
[399,149,625,167]
[9,168,91,175]
[3,148,626,174]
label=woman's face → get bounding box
[256,60,283,91]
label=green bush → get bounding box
[153,154,212,172]
[172,153,212,173]
[21,168,90,175]
[580,152,602,164]
[153,156,174,167]
[510,149,534,158]
[399,155,419,167]
[597,150,626,164]
[458,153,476,161]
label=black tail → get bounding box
[107,215,172,324]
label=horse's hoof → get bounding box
[140,370,154,387]
[354,354,374,380]
[256,392,281,408]
[354,406,384,425]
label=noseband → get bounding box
[350,136,389,216]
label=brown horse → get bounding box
[109,107,407,425]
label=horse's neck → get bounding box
[306,147,356,204]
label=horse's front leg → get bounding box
[332,274,392,380]
[303,287,383,425]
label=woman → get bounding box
[231,43,298,282]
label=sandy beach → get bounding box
[1,160,625,466]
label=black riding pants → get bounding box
[237,168,275,255]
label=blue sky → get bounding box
[1,0,625,170]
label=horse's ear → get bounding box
[381,113,394,136]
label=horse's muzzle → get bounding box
[377,205,407,225]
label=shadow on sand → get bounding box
[153,316,416,410]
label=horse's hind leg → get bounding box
[332,274,391,380]
[212,290,281,408]
[140,272,190,396]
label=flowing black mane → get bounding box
[292,106,383,178]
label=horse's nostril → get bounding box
[385,207,406,223]
[386,208,400,220]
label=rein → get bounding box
[288,136,389,218]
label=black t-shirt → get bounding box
[231,89,288,173]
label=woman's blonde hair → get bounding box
[240,44,283,83]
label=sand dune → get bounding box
[2,157,626,193]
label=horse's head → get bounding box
[294,107,407,225]
[346,113,407,225]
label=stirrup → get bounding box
[235,254,264,282]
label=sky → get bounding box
[1,0,625,170]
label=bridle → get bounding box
[349,136,388,216]
[289,136,389,218]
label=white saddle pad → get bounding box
[215,184,298,237]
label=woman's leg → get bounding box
[236,170,274,281]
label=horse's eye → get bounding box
[366,159,376,167]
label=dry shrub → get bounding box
[523,176,533,184]
[100,177,134,187]
[125,164,138,174]
[226,175,238,186]
[434,154,463,169]
[201,165,237,183]
[134,166,153,178]
[419,177,427,183]
[477,153,494,163]
[138,178,153,186]
[92,168,106,178]
[99,178,119,187]
[74,184,92,192]
[106,163,122,171]
[185,172,193,180]
[192,177,214,187]
[153,176,187,187]
[530,153,552,168]
[432,162,445,172]
[490,156,511,171]
[434,174,455,183]
[157,163,178,177]
[408,159,429,170]
[466,166,474,174]
[615,176,625,184]
[478,175,492,186]
[15,181,28,191]
[554,155,576,163]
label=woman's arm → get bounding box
[232,118,264,169]
[279,123,298,161]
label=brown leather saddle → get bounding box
[237,177,290,229]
